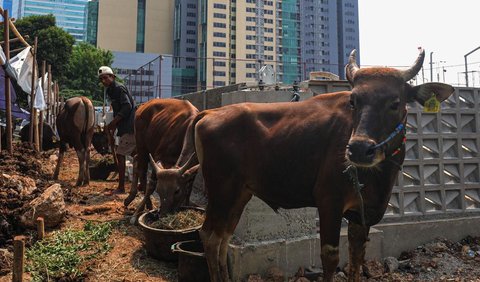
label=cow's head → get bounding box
[345,48,454,168]
[149,153,199,215]
[92,131,110,155]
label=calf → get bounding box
[53,96,95,186]
[19,122,57,151]
[150,48,454,281]
[123,98,199,223]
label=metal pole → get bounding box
[3,9,12,154]
[465,55,469,87]
[464,46,480,87]
[429,52,433,82]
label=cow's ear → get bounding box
[407,82,455,106]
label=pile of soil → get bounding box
[89,154,116,180]
[0,143,60,248]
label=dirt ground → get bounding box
[1,144,480,281]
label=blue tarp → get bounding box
[0,66,29,120]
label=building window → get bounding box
[214,13,226,19]
[213,71,226,76]
[213,81,226,86]
[213,51,226,57]
[213,41,226,47]
[213,32,226,38]
[136,0,146,52]
[187,3,196,8]
[214,3,226,9]
[187,21,196,26]
[214,22,226,28]
[214,61,226,66]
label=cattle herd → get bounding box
[51,48,454,282]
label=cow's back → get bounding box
[195,92,353,208]
[56,96,94,149]
[135,98,198,167]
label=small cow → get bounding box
[19,122,57,151]
[53,96,95,186]
[123,98,199,223]
[150,48,454,281]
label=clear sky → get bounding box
[358,0,480,86]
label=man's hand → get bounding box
[107,116,122,132]
[106,121,117,132]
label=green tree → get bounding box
[63,42,114,104]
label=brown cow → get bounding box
[150,48,454,281]
[123,98,199,223]
[53,96,95,186]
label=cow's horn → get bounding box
[179,153,197,175]
[400,48,425,82]
[149,153,164,174]
[345,49,359,83]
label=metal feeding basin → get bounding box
[138,206,205,261]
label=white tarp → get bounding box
[33,76,46,110]
[9,46,38,94]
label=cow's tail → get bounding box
[175,111,209,167]
[80,96,93,149]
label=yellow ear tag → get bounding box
[424,93,440,113]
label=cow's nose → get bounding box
[346,139,377,164]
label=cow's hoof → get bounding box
[130,215,139,225]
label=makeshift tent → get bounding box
[0,66,29,119]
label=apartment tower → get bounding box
[86,0,174,54]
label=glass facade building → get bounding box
[3,0,12,13]
[12,0,89,42]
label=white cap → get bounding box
[98,66,114,77]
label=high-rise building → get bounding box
[172,0,198,95]
[301,0,360,79]
[12,0,89,42]
[85,0,174,54]
[191,0,359,91]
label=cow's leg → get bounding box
[318,206,343,282]
[218,190,252,281]
[76,148,86,186]
[200,180,251,282]
[347,221,370,282]
[53,142,66,180]
[124,155,140,206]
[83,147,91,185]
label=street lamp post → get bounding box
[464,46,480,87]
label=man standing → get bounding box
[98,66,136,194]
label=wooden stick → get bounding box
[4,9,12,154]
[36,217,45,240]
[29,37,37,144]
[0,7,30,48]
[47,65,52,124]
[38,60,46,151]
[12,236,25,282]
